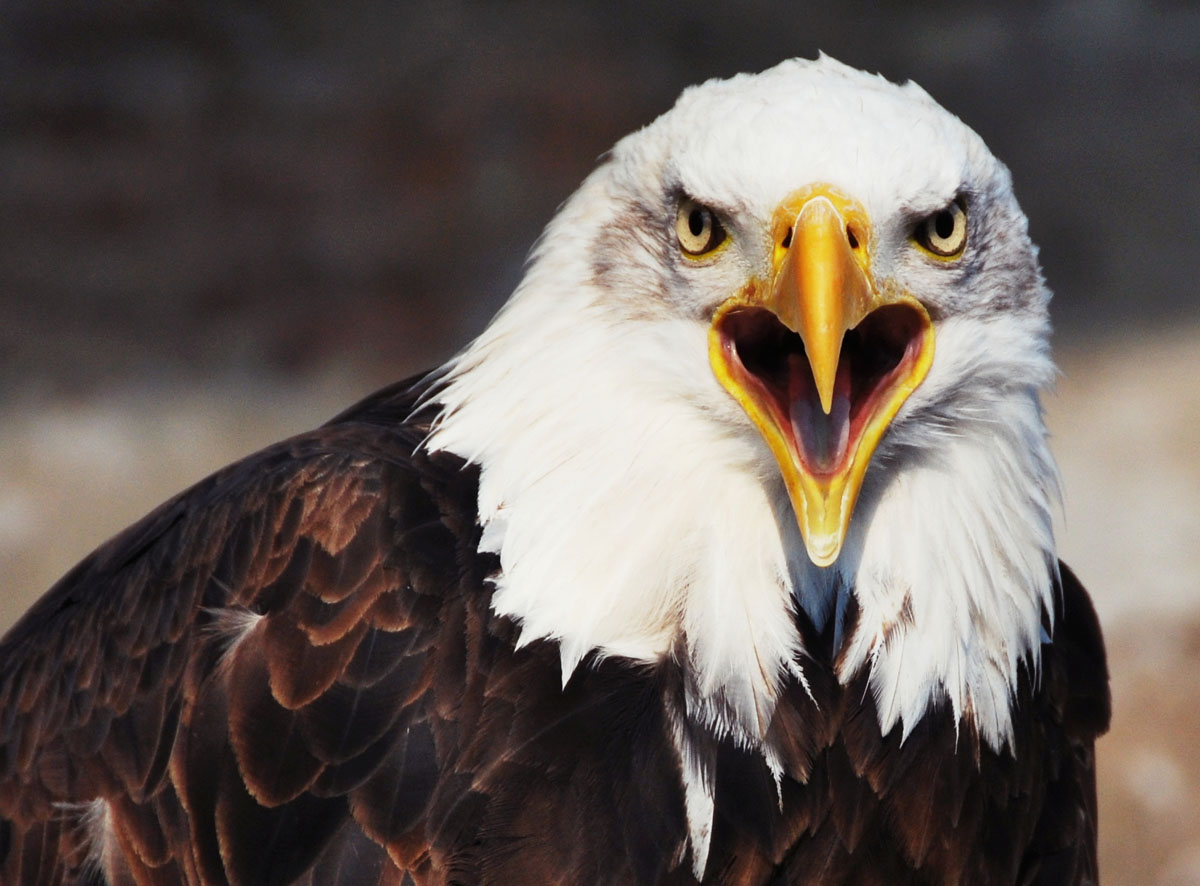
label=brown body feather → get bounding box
[0,377,1109,885]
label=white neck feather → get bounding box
[827,313,1060,751]
[826,343,1060,751]
[427,308,807,746]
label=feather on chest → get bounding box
[421,556,1104,886]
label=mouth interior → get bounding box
[720,305,925,476]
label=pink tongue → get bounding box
[787,353,851,474]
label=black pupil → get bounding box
[934,210,955,240]
[689,209,707,238]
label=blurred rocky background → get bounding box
[0,2,1197,882]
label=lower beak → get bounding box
[708,186,935,566]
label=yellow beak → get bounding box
[708,185,935,566]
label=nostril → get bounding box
[846,225,860,250]
[781,227,793,249]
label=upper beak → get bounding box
[708,185,935,566]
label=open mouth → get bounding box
[716,304,927,476]
[706,184,937,566]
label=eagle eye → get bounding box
[915,200,967,258]
[675,198,727,257]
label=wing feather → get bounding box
[0,379,470,884]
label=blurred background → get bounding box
[0,1,1197,881]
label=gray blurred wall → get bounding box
[1,0,1197,400]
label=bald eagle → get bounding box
[0,57,1108,885]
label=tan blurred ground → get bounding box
[1,327,1198,884]
[1049,329,1200,886]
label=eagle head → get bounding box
[427,56,1058,754]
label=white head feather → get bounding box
[425,56,1058,758]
